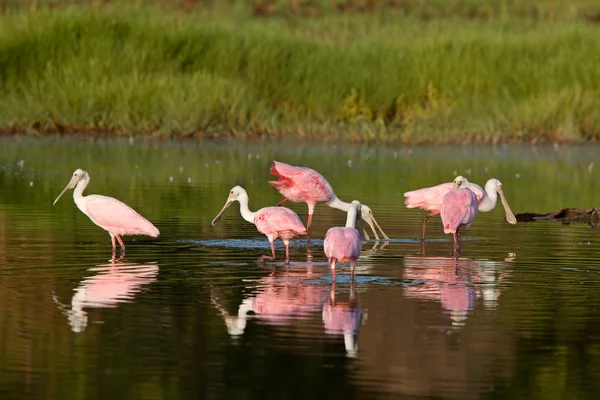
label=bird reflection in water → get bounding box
[53,256,159,333]
[322,277,365,358]
[403,255,513,327]
[211,264,330,336]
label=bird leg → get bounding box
[276,198,289,206]
[329,258,337,282]
[110,234,117,251]
[116,235,126,251]
[421,211,440,239]
[306,213,314,242]
[453,230,462,259]
[284,240,291,265]
[259,240,277,263]
[350,261,356,282]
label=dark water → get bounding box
[0,137,599,399]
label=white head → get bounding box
[453,175,469,189]
[53,169,90,205]
[486,178,517,224]
[359,204,389,241]
[211,186,249,226]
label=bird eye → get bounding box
[230,191,233,194]
[74,173,78,176]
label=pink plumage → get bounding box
[53,169,159,253]
[253,206,308,240]
[323,200,363,276]
[404,182,455,211]
[440,187,478,258]
[269,161,334,204]
[404,177,484,238]
[86,195,160,237]
[268,160,389,241]
[211,186,307,264]
[323,227,362,264]
[440,188,479,234]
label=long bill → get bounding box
[211,198,233,226]
[499,189,517,225]
[363,214,390,241]
[53,178,77,206]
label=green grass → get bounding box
[1,2,600,143]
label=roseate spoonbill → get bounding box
[323,200,363,278]
[53,169,160,252]
[404,175,516,239]
[440,179,479,259]
[211,186,307,264]
[269,161,388,241]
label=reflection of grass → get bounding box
[2,3,600,142]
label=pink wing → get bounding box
[85,195,160,237]
[404,182,454,212]
[323,227,362,262]
[440,189,479,234]
[253,207,307,236]
[465,183,484,203]
[269,161,334,204]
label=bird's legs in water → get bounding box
[109,234,126,258]
[259,241,277,263]
[329,258,337,282]
[421,211,440,239]
[453,230,462,259]
[283,240,291,265]
[305,213,314,243]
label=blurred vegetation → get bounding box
[1,0,600,143]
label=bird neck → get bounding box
[237,196,257,223]
[478,180,498,212]
[345,205,358,229]
[73,177,90,212]
[326,196,351,212]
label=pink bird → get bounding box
[323,200,363,279]
[53,169,160,253]
[440,179,479,258]
[404,175,516,238]
[269,161,388,241]
[211,186,307,264]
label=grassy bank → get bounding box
[1,2,600,143]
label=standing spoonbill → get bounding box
[404,175,516,239]
[440,179,479,259]
[269,161,388,241]
[53,169,160,252]
[211,186,307,264]
[323,200,363,279]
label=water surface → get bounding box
[0,138,599,399]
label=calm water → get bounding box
[0,137,599,399]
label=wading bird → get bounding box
[53,169,160,253]
[211,186,307,264]
[269,161,388,241]
[404,175,516,238]
[440,179,479,258]
[323,200,363,279]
